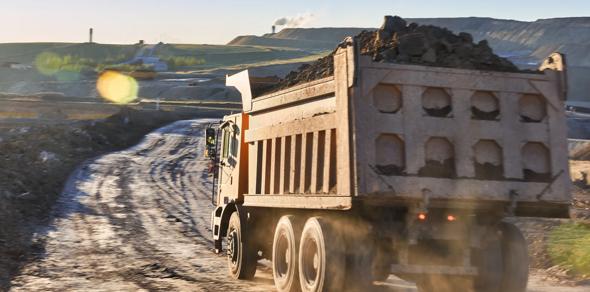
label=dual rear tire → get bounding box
[416,222,529,292]
[474,222,529,292]
[498,222,529,292]
[228,211,343,291]
[272,216,301,292]
[298,217,346,292]
[272,216,346,292]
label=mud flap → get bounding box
[212,203,241,254]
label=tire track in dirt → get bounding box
[9,120,273,291]
[145,131,212,244]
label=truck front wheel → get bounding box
[226,212,257,280]
[298,217,345,292]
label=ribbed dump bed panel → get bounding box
[246,114,338,196]
[241,47,357,210]
[352,56,571,204]
[243,76,348,210]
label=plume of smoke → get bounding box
[273,13,316,28]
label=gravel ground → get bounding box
[0,109,221,290]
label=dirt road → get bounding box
[8,120,589,291]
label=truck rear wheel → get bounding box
[298,217,345,292]
[472,222,529,292]
[343,221,377,289]
[226,212,257,280]
[499,222,529,292]
[273,215,301,292]
[371,239,392,282]
[418,226,503,292]
[473,228,503,292]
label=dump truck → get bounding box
[207,38,571,292]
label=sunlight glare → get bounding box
[96,70,139,104]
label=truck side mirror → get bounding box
[205,128,217,158]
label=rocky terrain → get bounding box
[568,161,590,222]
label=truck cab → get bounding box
[215,113,249,205]
[210,113,249,253]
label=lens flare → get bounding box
[35,52,61,76]
[96,70,139,104]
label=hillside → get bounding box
[410,17,590,67]
[228,28,370,50]
[0,42,314,70]
[228,17,590,101]
[0,42,322,97]
[230,17,590,65]
[0,43,137,64]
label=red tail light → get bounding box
[418,213,427,221]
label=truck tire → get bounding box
[499,222,529,292]
[473,228,503,292]
[343,221,377,289]
[344,246,375,290]
[371,239,392,282]
[226,212,257,280]
[298,217,345,292]
[273,215,302,292]
[418,227,503,292]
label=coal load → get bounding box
[261,15,522,96]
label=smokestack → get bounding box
[272,25,276,34]
[89,28,93,43]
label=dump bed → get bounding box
[240,39,571,216]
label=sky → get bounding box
[1,0,588,44]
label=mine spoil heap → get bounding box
[259,15,523,96]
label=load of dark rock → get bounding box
[259,15,523,96]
